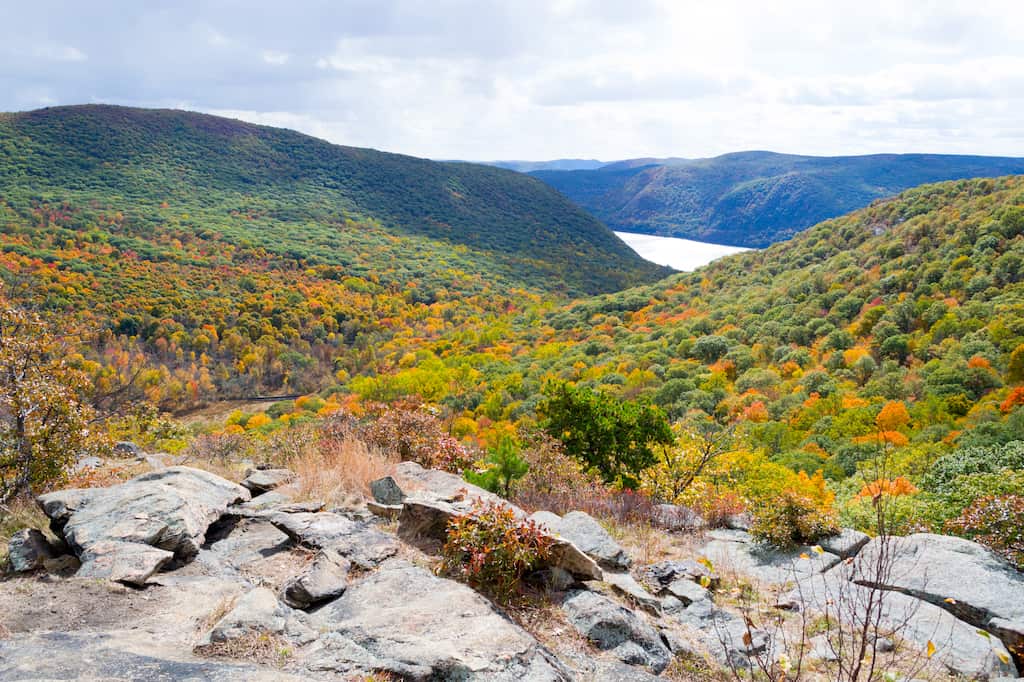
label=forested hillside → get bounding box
[332,176,1024,541]
[0,105,667,405]
[533,151,1024,246]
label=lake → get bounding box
[615,231,750,271]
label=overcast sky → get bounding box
[3,0,1024,160]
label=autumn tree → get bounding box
[0,301,94,502]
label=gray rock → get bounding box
[198,517,292,577]
[701,530,839,584]
[602,571,662,615]
[819,528,870,559]
[561,589,672,674]
[210,587,289,642]
[540,566,577,591]
[809,634,839,662]
[369,476,406,505]
[232,491,291,512]
[530,510,631,571]
[72,455,104,472]
[307,560,569,680]
[666,577,711,605]
[76,540,175,585]
[37,467,250,582]
[390,460,499,503]
[400,496,603,581]
[113,441,143,457]
[270,511,398,570]
[855,533,1024,662]
[639,558,719,591]
[281,549,350,609]
[7,529,59,572]
[0,631,317,681]
[794,559,1018,679]
[241,468,295,495]
[529,510,563,530]
[590,660,662,681]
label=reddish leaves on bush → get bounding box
[441,500,553,604]
[946,494,1024,569]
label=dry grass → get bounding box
[193,630,293,668]
[286,434,395,507]
[605,519,706,566]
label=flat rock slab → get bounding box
[270,511,398,569]
[639,558,719,591]
[76,540,175,585]
[306,560,569,680]
[561,589,672,674]
[0,631,317,681]
[793,561,1018,679]
[701,530,839,584]
[856,533,1024,661]
[819,528,869,559]
[241,468,296,495]
[530,510,631,571]
[37,466,250,584]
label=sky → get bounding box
[3,0,1024,161]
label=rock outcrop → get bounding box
[530,510,632,571]
[561,589,672,674]
[36,466,250,585]
[306,560,570,680]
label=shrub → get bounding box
[441,500,553,604]
[359,399,472,473]
[464,436,528,497]
[750,490,839,549]
[946,495,1024,569]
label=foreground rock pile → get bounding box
[3,459,1022,680]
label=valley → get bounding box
[2,105,1023,682]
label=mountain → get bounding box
[0,105,667,297]
[0,105,668,406]
[481,159,606,173]
[531,151,1024,247]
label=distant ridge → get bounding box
[528,151,1024,246]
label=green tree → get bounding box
[0,301,95,502]
[538,381,673,488]
[465,435,529,498]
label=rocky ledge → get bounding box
[3,461,1022,681]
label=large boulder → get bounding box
[36,467,250,584]
[854,533,1024,666]
[531,510,631,571]
[269,511,398,570]
[561,589,672,674]
[794,564,1018,679]
[369,475,406,505]
[306,560,569,680]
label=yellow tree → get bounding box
[0,300,94,502]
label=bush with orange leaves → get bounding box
[854,476,919,501]
[1000,386,1024,414]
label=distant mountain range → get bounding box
[513,151,1024,247]
[481,159,607,173]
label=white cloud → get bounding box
[261,50,290,66]
[2,0,1024,159]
